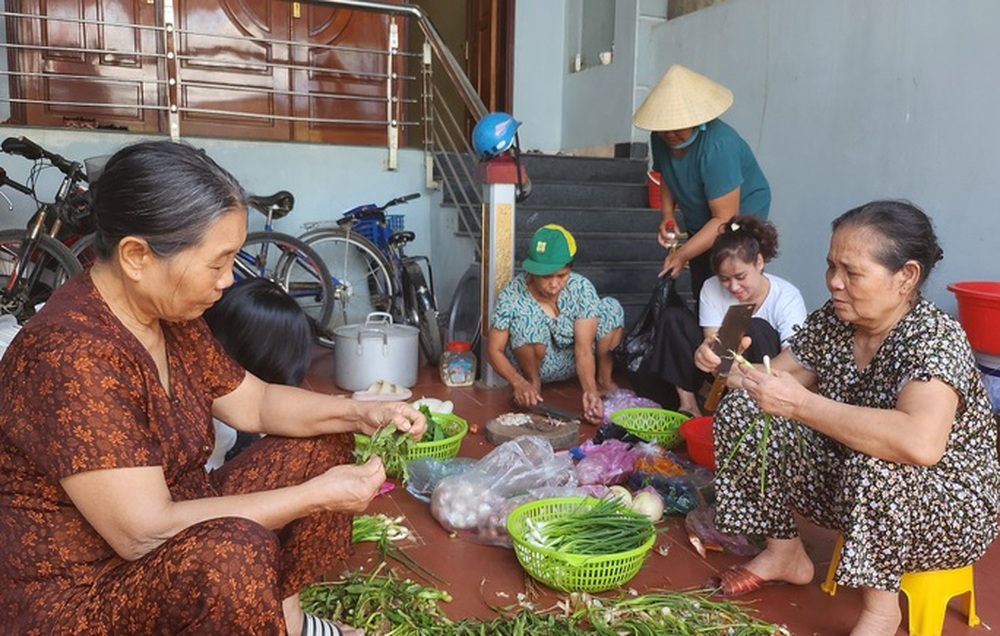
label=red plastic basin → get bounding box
[948,282,1000,355]
[680,415,714,471]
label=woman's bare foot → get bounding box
[851,588,902,636]
[677,388,703,416]
[738,536,815,587]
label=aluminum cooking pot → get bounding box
[333,312,418,391]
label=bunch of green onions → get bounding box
[718,354,804,494]
[300,565,791,635]
[523,497,656,556]
[351,513,410,544]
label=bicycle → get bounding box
[0,136,89,323]
[299,193,444,364]
[231,190,337,337]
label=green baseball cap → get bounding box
[523,224,577,275]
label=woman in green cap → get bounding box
[486,224,624,424]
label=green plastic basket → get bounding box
[505,497,656,593]
[354,413,468,460]
[610,407,690,449]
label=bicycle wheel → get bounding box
[300,228,394,330]
[0,229,82,323]
[402,259,443,365]
[67,232,98,269]
[235,231,335,336]
[446,263,482,352]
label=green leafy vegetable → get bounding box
[355,425,413,481]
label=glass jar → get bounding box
[439,340,477,387]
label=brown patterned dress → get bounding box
[0,273,354,634]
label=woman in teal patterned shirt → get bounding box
[487,224,624,424]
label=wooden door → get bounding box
[6,0,161,131]
[465,0,511,114]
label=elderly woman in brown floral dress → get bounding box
[707,200,1000,636]
[0,140,424,635]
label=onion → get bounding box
[630,486,664,522]
[608,485,632,506]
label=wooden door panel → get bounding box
[174,0,291,140]
[8,0,160,130]
[291,3,401,145]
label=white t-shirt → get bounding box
[698,273,807,344]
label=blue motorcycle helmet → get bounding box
[472,112,521,160]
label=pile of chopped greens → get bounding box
[300,565,790,635]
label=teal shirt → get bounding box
[650,119,770,234]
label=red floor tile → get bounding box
[307,349,999,635]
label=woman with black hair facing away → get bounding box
[203,277,314,470]
[709,201,999,635]
[0,139,424,635]
[648,215,806,415]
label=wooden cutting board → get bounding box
[485,411,580,450]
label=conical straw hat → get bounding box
[632,64,734,131]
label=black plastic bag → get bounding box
[613,276,685,374]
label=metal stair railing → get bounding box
[0,0,487,256]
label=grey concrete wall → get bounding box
[633,0,1000,313]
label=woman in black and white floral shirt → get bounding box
[707,199,1000,636]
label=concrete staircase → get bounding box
[446,153,693,331]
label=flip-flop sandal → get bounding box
[703,564,777,597]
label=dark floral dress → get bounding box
[0,273,354,634]
[714,299,1000,591]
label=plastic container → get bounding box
[948,282,1000,355]
[609,407,690,449]
[440,340,477,387]
[646,169,661,209]
[680,416,715,471]
[506,497,655,592]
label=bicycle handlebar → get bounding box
[1,136,87,182]
[338,192,421,224]
[0,166,34,196]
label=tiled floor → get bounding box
[305,349,998,635]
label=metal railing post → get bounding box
[385,18,399,171]
[163,0,180,141]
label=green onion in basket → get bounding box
[523,496,655,555]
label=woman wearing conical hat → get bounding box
[633,64,771,303]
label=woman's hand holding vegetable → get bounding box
[731,362,809,420]
[308,456,387,514]
[354,401,427,440]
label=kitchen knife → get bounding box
[702,302,755,412]
[513,398,580,422]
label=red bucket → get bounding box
[646,170,661,209]
[948,281,1000,355]
[680,415,715,471]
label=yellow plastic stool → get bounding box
[899,567,979,636]
[821,533,980,636]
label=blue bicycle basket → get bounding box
[352,214,405,245]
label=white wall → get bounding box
[511,0,567,153]
[634,0,1000,313]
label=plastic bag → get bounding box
[430,436,576,533]
[573,438,639,486]
[613,277,684,373]
[684,504,761,557]
[468,484,608,547]
[627,450,715,515]
[600,388,662,425]
[405,457,478,503]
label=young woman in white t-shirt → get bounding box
[648,216,806,415]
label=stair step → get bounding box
[520,181,649,208]
[521,154,649,183]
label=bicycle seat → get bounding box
[388,230,415,247]
[248,191,295,219]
